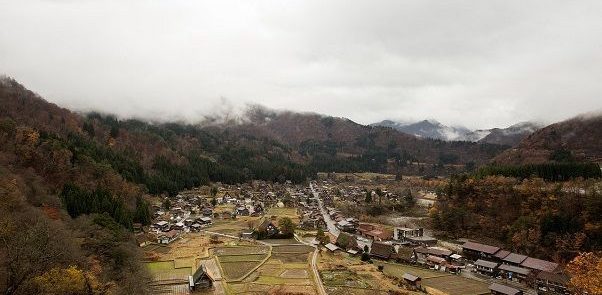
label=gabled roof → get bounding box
[489,283,521,295]
[498,264,531,275]
[503,253,528,264]
[462,241,500,255]
[402,273,420,282]
[536,271,570,284]
[520,257,558,272]
[494,250,511,259]
[414,246,452,257]
[335,232,358,249]
[475,259,498,269]
[426,255,446,264]
[370,242,396,259]
[257,219,277,231]
[325,243,339,251]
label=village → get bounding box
[136,173,573,295]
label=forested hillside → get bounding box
[494,115,602,165]
[223,107,508,176]
[431,175,602,263]
[0,76,524,293]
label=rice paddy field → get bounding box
[145,260,194,282]
[213,245,270,281]
[226,249,317,294]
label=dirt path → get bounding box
[294,234,327,295]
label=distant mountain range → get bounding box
[371,119,543,146]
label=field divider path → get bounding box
[219,246,273,283]
[294,234,327,295]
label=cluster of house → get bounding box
[318,219,570,295]
[298,198,328,230]
[463,241,571,295]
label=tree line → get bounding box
[474,162,601,181]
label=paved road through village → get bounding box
[310,182,340,236]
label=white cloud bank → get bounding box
[1,0,601,128]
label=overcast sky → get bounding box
[1,1,601,129]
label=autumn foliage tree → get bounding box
[566,252,602,295]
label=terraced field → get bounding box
[214,245,270,281]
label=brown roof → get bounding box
[427,255,446,264]
[402,273,420,282]
[520,257,558,272]
[370,242,396,259]
[503,253,528,264]
[475,259,498,269]
[494,250,511,259]
[335,232,359,249]
[489,283,522,295]
[366,229,393,240]
[537,271,570,285]
[358,223,376,233]
[498,264,531,275]
[414,247,452,257]
[462,241,500,255]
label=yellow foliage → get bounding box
[566,252,602,295]
[32,265,98,295]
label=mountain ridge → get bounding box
[372,119,543,146]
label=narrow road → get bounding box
[310,182,340,236]
[294,233,327,295]
[201,229,271,245]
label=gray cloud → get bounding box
[1,0,601,129]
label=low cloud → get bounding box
[1,1,601,129]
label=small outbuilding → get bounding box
[489,283,522,295]
[402,273,422,287]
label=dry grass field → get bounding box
[377,262,489,295]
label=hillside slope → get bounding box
[228,110,508,175]
[493,115,602,165]
[474,122,542,146]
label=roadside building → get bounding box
[335,232,359,250]
[502,253,528,267]
[494,250,510,261]
[520,257,559,273]
[535,271,570,295]
[498,264,531,283]
[394,227,423,240]
[474,259,498,276]
[462,241,500,260]
[370,242,397,260]
[426,255,447,271]
[489,283,523,295]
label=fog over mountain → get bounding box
[1,1,602,129]
[371,119,543,145]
